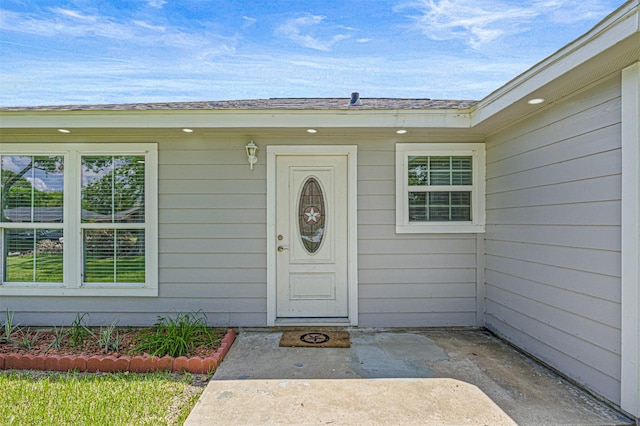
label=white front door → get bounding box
[276,154,348,318]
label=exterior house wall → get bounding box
[1,136,480,328]
[483,75,623,404]
[353,139,479,327]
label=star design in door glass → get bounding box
[304,207,321,223]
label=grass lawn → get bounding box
[5,253,64,282]
[0,371,204,425]
[5,254,145,283]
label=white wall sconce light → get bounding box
[245,141,259,170]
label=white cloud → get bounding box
[541,0,614,23]
[276,15,350,51]
[0,8,137,40]
[242,16,257,27]
[133,20,165,32]
[25,177,49,192]
[147,0,166,8]
[398,0,614,49]
[50,8,97,23]
[81,165,109,186]
[1,156,29,173]
[398,0,538,48]
[0,8,237,58]
[1,157,54,191]
[0,46,530,106]
[0,10,66,37]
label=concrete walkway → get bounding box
[185,329,631,425]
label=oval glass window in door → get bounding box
[298,177,326,254]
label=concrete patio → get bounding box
[185,329,632,425]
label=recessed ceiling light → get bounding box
[527,98,545,105]
[396,129,408,134]
[182,128,194,133]
[57,129,71,133]
[306,129,318,134]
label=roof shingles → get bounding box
[0,98,477,112]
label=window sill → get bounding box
[0,285,158,297]
[396,223,485,234]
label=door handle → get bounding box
[277,245,289,252]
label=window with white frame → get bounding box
[396,143,485,233]
[0,143,158,296]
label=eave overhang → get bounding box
[0,108,471,130]
[0,108,480,140]
[472,0,640,134]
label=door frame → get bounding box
[266,145,358,326]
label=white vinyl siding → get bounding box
[360,142,480,326]
[484,76,622,404]
[159,140,267,326]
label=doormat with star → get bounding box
[279,331,351,348]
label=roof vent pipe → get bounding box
[349,92,362,106]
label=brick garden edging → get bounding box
[0,328,236,375]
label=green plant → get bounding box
[1,309,18,344]
[133,311,216,357]
[96,320,120,353]
[68,313,91,347]
[47,326,68,352]
[14,327,39,351]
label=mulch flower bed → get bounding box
[0,328,236,374]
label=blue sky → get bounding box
[0,0,624,106]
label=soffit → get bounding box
[0,126,485,142]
